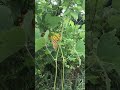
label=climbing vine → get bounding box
[35,0,85,90]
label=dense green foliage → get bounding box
[86,0,120,89]
[0,0,34,89]
[0,0,120,90]
[35,0,85,90]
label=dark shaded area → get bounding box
[0,0,35,89]
[86,0,120,90]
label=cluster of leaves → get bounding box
[35,0,85,90]
[0,0,34,89]
[86,0,120,89]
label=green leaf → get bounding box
[75,0,82,5]
[0,5,13,31]
[44,30,49,43]
[97,30,120,74]
[112,0,120,9]
[80,31,85,39]
[76,39,85,56]
[82,0,85,10]
[71,12,78,20]
[69,20,74,27]
[35,27,41,39]
[68,56,76,61]
[45,14,61,28]
[107,15,120,28]
[0,27,25,63]
[81,24,85,30]
[97,30,120,61]
[35,37,45,52]
[22,10,33,40]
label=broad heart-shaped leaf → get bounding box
[107,15,120,28]
[22,10,33,40]
[0,27,25,63]
[0,5,13,31]
[97,30,120,61]
[97,30,120,74]
[112,0,120,9]
[35,37,45,52]
[35,30,49,52]
[76,39,85,56]
[45,14,61,28]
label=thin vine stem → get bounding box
[45,44,55,60]
[59,23,65,90]
[25,43,34,59]
[59,45,65,90]
[54,47,60,90]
